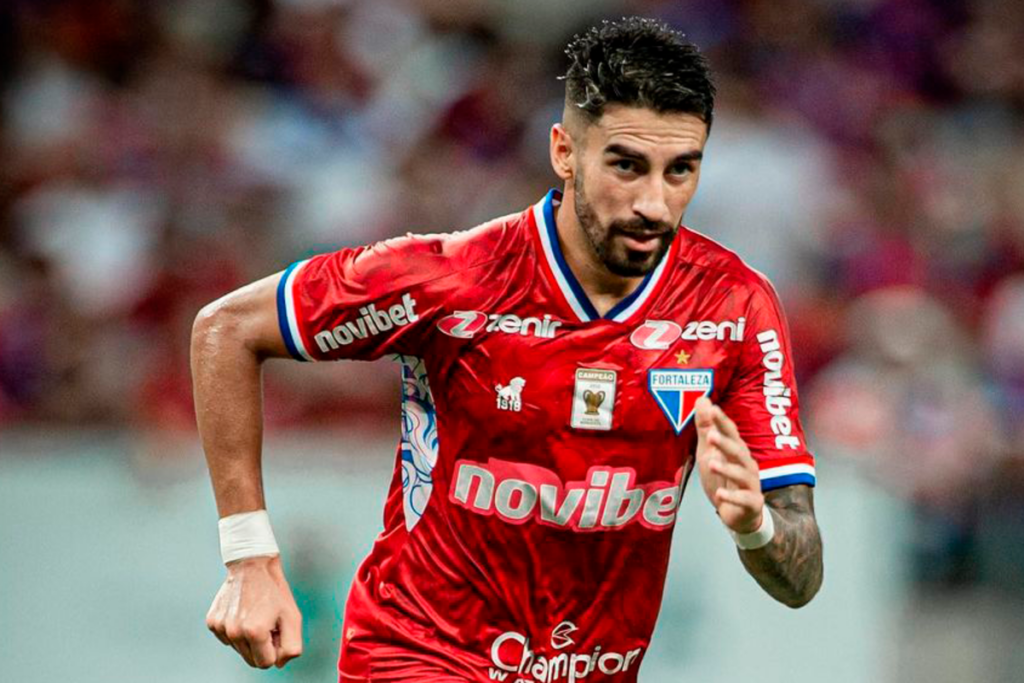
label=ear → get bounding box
[549,123,576,182]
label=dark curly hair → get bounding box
[562,17,716,128]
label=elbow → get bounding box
[192,300,230,348]
[781,566,823,609]
[192,301,218,339]
[192,276,282,361]
[191,297,249,361]
[781,588,818,609]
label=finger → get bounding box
[715,487,764,511]
[225,623,256,667]
[248,626,277,669]
[713,408,757,462]
[694,397,715,441]
[206,604,230,646]
[712,405,740,439]
[275,611,304,668]
[707,428,749,464]
[708,459,758,489]
[222,584,257,666]
[207,618,231,646]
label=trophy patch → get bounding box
[571,368,616,431]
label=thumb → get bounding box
[274,610,303,668]
[694,397,715,444]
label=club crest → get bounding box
[648,369,714,434]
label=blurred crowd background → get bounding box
[2,0,1024,681]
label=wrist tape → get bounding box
[730,508,776,550]
[218,510,280,564]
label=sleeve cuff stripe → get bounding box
[276,260,313,362]
[759,463,815,480]
[758,455,814,470]
[761,473,816,491]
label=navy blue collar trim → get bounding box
[541,189,657,322]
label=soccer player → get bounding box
[192,17,822,682]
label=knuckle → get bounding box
[242,625,262,640]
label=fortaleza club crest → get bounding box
[648,369,714,434]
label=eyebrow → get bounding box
[604,143,703,164]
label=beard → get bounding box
[573,173,678,278]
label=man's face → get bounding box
[568,105,708,277]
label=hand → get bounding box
[206,555,303,669]
[694,397,765,534]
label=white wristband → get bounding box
[218,510,280,564]
[730,508,776,550]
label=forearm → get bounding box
[191,297,270,517]
[738,485,823,608]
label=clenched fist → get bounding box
[693,397,765,535]
[206,555,303,669]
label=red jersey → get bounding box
[277,190,816,682]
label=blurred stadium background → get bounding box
[2,0,1023,681]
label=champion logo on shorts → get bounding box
[648,369,714,434]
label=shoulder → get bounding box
[396,209,530,274]
[673,226,781,305]
[309,207,532,293]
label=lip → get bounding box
[618,232,664,253]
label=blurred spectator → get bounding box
[807,286,1010,588]
[2,1,1023,557]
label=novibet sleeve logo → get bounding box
[648,369,714,434]
[314,293,419,351]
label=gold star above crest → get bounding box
[675,349,691,365]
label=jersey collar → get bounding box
[532,189,674,324]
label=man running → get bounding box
[192,16,823,682]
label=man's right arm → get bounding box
[190,273,303,669]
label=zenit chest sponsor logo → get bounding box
[313,293,419,352]
[630,318,745,349]
[757,329,801,450]
[437,311,563,339]
[488,620,643,683]
[449,458,686,532]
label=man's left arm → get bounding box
[694,398,823,608]
[737,484,822,608]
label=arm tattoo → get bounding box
[738,484,823,608]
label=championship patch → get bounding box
[648,369,714,434]
[571,368,617,431]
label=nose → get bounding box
[631,177,672,226]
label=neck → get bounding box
[554,188,645,317]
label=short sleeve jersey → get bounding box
[277,190,816,683]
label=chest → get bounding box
[429,303,748,478]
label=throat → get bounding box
[586,280,644,317]
[551,192,656,319]
[563,238,647,317]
